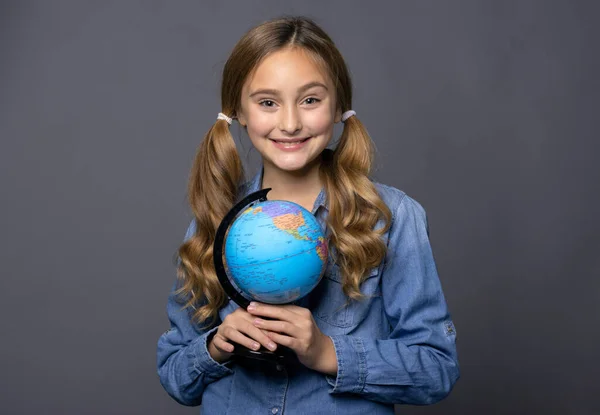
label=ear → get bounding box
[236,111,247,127]
[334,107,343,124]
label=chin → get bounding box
[270,153,325,173]
[272,161,310,173]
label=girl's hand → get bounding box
[247,302,338,375]
[208,307,278,363]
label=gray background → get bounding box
[1,1,598,414]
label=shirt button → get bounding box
[275,364,284,372]
[271,408,279,414]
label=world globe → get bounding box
[222,198,328,304]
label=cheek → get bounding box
[246,112,272,137]
[306,110,335,133]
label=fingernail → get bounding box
[252,342,260,350]
[268,342,276,351]
[253,318,262,326]
[247,303,256,311]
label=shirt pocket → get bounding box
[312,262,380,334]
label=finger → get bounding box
[239,321,279,351]
[227,321,278,352]
[263,331,295,349]
[223,310,278,351]
[222,326,264,351]
[253,318,297,337]
[246,302,298,322]
[279,304,312,317]
[212,334,234,353]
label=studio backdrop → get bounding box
[0,1,598,414]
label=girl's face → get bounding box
[237,47,342,175]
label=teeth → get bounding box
[274,138,309,145]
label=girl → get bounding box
[157,16,459,414]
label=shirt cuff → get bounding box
[191,326,233,380]
[326,335,367,394]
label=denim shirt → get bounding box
[157,168,460,414]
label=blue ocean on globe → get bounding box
[223,200,328,304]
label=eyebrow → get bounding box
[248,81,328,98]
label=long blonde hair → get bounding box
[177,16,391,325]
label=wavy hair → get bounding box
[176,16,392,325]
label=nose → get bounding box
[278,105,302,136]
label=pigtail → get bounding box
[321,115,392,300]
[177,116,244,325]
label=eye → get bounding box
[258,100,276,107]
[304,97,321,105]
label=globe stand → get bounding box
[213,188,295,365]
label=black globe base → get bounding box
[232,342,295,365]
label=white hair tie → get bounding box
[341,110,356,122]
[217,112,233,125]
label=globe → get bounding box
[223,199,328,304]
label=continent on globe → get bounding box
[247,206,309,241]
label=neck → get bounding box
[261,159,323,211]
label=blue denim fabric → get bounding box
[157,168,460,414]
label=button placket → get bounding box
[266,363,288,415]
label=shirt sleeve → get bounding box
[326,194,460,405]
[156,219,233,406]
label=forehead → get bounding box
[243,47,332,92]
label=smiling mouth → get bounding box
[269,137,312,144]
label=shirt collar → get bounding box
[240,166,328,215]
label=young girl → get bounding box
[157,16,459,414]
